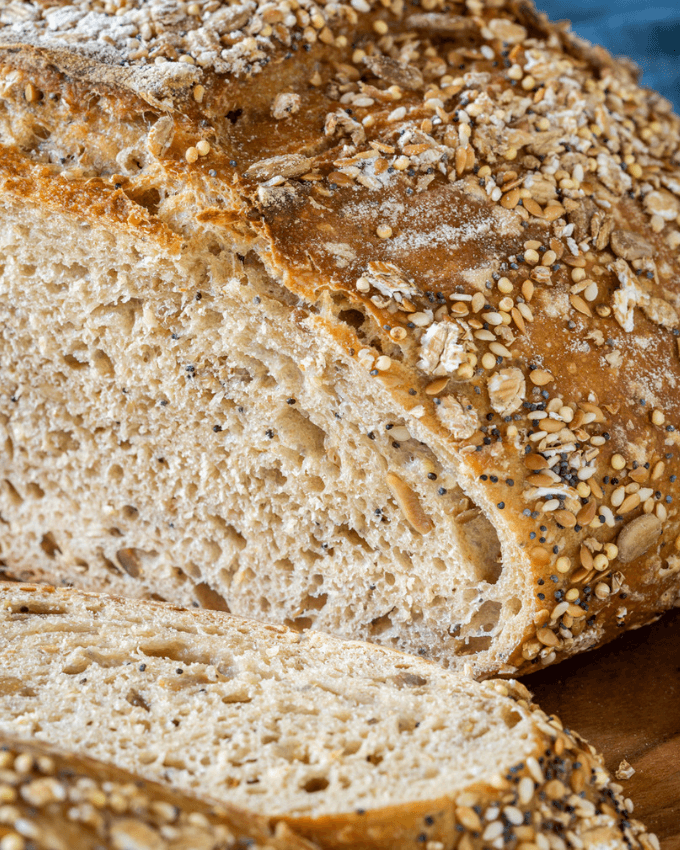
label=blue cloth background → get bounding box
[535,0,680,111]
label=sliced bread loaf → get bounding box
[0,0,679,679]
[0,583,658,850]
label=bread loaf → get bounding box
[0,582,659,850]
[0,0,679,677]
[0,735,315,850]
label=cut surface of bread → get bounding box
[0,0,680,678]
[0,736,311,850]
[0,583,659,850]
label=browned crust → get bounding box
[0,0,679,678]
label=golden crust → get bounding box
[0,0,680,676]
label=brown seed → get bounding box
[629,465,650,484]
[545,779,567,800]
[543,204,565,222]
[570,769,586,793]
[579,544,594,570]
[525,454,549,471]
[501,188,521,210]
[511,307,526,333]
[579,402,605,423]
[455,806,482,831]
[455,146,468,176]
[522,640,542,660]
[616,514,662,564]
[554,510,577,528]
[425,377,449,396]
[567,604,586,619]
[523,198,544,218]
[529,369,554,386]
[528,473,555,487]
[570,294,592,317]
[619,493,641,514]
[589,478,604,499]
[541,419,564,433]
[536,627,560,647]
[652,461,665,481]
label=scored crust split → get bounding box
[0,0,679,678]
[0,583,662,850]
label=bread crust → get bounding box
[0,0,679,676]
[0,583,661,850]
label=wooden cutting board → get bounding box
[524,609,680,848]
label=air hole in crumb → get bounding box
[109,464,124,483]
[226,108,243,124]
[337,308,366,330]
[194,582,230,612]
[116,548,142,578]
[369,610,394,636]
[457,507,503,584]
[468,600,502,634]
[126,187,161,216]
[458,635,493,654]
[503,709,523,729]
[26,483,45,499]
[3,480,23,506]
[302,777,330,793]
[40,532,61,559]
[62,353,89,371]
[283,616,313,632]
[366,753,384,766]
[300,593,328,612]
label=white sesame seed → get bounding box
[13,754,32,775]
[518,776,534,804]
[0,835,25,850]
[611,454,626,470]
[409,312,432,327]
[356,277,370,292]
[193,84,205,103]
[390,426,410,440]
[526,756,544,783]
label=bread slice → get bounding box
[1,0,680,678]
[0,736,318,850]
[0,583,659,850]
